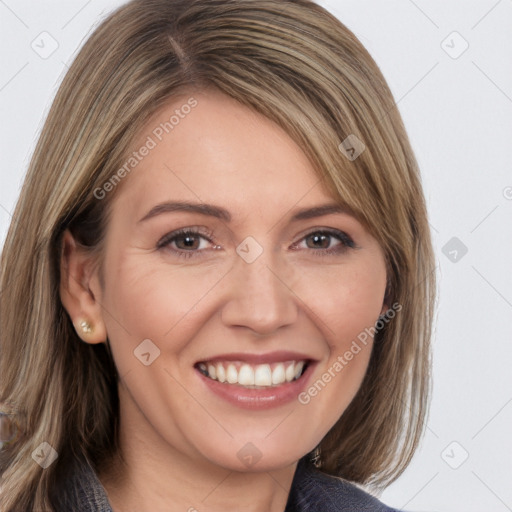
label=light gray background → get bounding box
[1,1,511,511]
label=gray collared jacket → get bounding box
[51,456,400,511]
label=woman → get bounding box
[0,0,435,510]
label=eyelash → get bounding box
[156,228,356,260]
[157,228,215,260]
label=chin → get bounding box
[198,437,313,474]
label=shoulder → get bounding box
[49,455,113,512]
[286,459,400,512]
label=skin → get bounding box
[60,88,388,512]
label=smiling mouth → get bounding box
[195,360,309,389]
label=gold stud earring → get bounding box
[78,319,94,335]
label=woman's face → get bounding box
[87,89,388,471]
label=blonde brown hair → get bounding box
[0,0,435,509]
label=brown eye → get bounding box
[157,228,217,260]
[292,229,356,256]
[305,233,332,249]
[174,233,201,250]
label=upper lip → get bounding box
[196,350,316,365]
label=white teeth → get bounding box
[271,364,286,385]
[226,364,238,384]
[285,362,295,382]
[294,361,305,379]
[238,364,255,385]
[216,363,226,383]
[199,360,307,388]
[254,364,272,386]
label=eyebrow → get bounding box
[138,201,231,223]
[137,201,352,224]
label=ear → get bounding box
[59,229,107,344]
[379,279,392,316]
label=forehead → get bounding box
[109,89,339,222]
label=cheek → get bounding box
[100,255,229,367]
[293,261,386,436]
[297,260,387,348]
[321,265,385,385]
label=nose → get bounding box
[220,251,298,336]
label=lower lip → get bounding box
[195,363,316,410]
